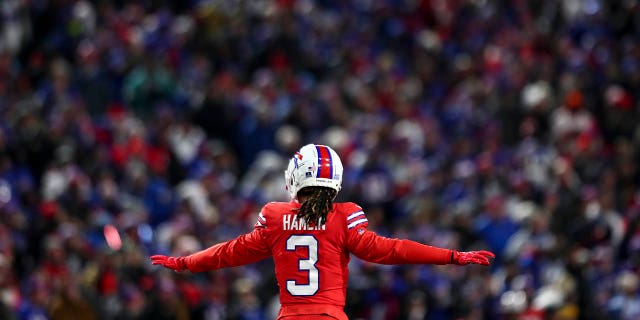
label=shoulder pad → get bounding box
[260,201,298,220]
[335,202,363,215]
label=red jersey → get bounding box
[183,201,454,319]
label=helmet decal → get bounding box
[315,145,333,179]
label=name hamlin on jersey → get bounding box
[283,214,326,230]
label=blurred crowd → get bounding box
[1,0,640,319]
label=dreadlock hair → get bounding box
[297,186,337,226]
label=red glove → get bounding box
[452,250,495,266]
[150,255,187,271]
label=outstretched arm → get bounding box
[347,229,494,266]
[151,229,271,272]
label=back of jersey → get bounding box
[257,201,367,307]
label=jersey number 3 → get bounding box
[286,235,319,296]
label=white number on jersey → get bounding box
[285,235,319,296]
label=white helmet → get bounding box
[284,144,343,200]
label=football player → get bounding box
[151,144,494,319]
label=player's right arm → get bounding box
[343,203,494,266]
[185,228,271,272]
[151,209,273,272]
[151,229,271,272]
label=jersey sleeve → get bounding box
[254,209,268,229]
[183,210,272,272]
[344,204,453,265]
[344,203,369,230]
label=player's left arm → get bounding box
[343,203,494,266]
[348,229,493,265]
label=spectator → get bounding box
[0,1,638,319]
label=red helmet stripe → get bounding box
[315,145,333,179]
